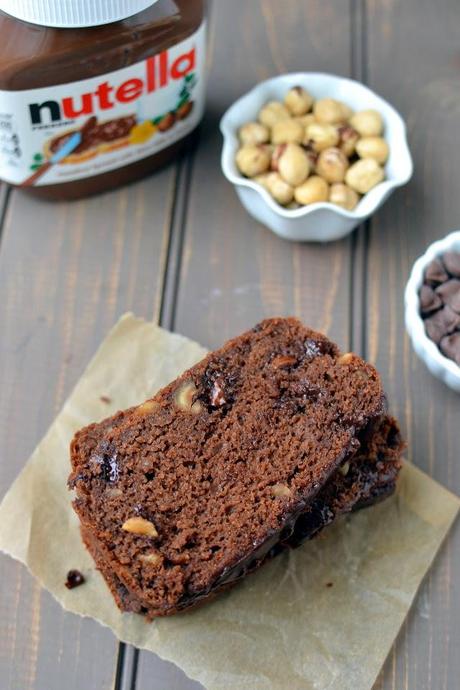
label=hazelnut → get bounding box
[158,112,176,132]
[270,143,286,171]
[122,517,158,537]
[303,144,318,172]
[345,159,384,194]
[264,172,294,205]
[271,483,291,497]
[294,113,316,129]
[305,123,339,152]
[139,552,162,565]
[278,143,310,186]
[135,400,160,416]
[294,175,329,205]
[271,118,304,145]
[174,381,202,414]
[316,147,349,183]
[176,101,193,120]
[337,125,359,157]
[313,98,351,125]
[350,110,383,137]
[272,354,297,368]
[238,121,270,146]
[329,183,360,211]
[337,352,354,365]
[253,173,270,189]
[258,100,290,127]
[235,144,270,177]
[355,136,389,164]
[105,487,123,498]
[284,86,313,116]
[339,461,350,476]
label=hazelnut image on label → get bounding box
[176,101,194,120]
[158,112,176,131]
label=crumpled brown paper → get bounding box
[0,313,458,690]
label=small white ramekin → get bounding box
[220,72,413,242]
[405,231,460,392]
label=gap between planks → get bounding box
[349,0,370,358]
[115,2,370,687]
[113,139,199,690]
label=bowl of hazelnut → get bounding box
[220,73,413,242]
[405,231,460,392]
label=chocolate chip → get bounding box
[210,378,227,407]
[419,284,442,316]
[65,569,85,589]
[304,338,335,357]
[439,332,460,365]
[435,279,460,313]
[201,364,237,410]
[93,441,119,482]
[424,306,460,344]
[424,257,449,286]
[442,251,460,278]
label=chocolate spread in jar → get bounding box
[0,0,206,200]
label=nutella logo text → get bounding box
[28,47,196,126]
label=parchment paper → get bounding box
[0,313,458,690]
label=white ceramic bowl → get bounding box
[220,72,413,242]
[405,231,460,392]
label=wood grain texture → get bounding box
[366,0,460,688]
[173,0,354,350]
[1,0,459,688]
[0,170,176,690]
[135,1,356,688]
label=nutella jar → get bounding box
[0,0,206,200]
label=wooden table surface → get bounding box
[1,1,459,688]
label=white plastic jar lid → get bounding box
[0,0,160,28]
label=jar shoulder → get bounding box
[0,0,205,89]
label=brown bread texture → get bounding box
[69,317,403,617]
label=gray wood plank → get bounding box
[0,170,176,690]
[135,1,355,688]
[365,0,460,688]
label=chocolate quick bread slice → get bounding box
[69,317,403,617]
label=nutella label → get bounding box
[0,22,206,186]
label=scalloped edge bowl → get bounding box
[405,230,460,392]
[220,72,413,242]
